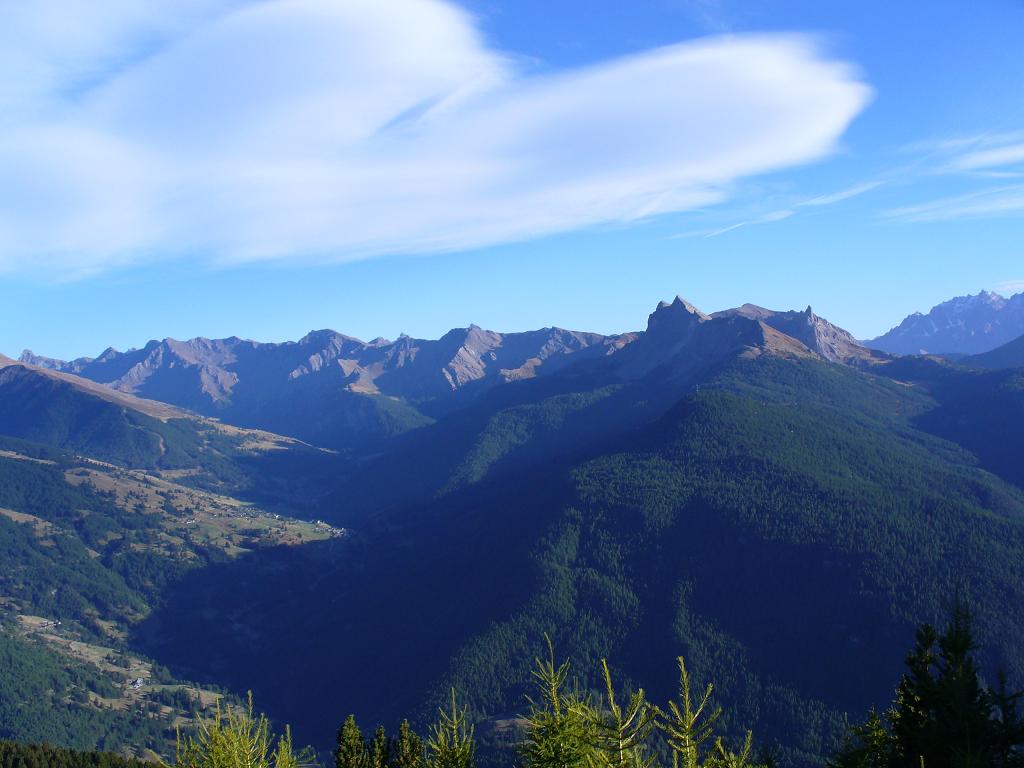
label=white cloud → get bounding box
[951,143,1024,172]
[798,180,884,206]
[884,186,1024,222]
[0,0,870,276]
[994,279,1024,297]
[703,208,795,237]
[903,132,1024,176]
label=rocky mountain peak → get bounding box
[646,296,709,337]
[868,289,1024,355]
[711,303,869,364]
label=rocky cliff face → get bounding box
[867,290,1024,355]
[714,304,874,363]
[19,326,628,445]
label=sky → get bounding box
[2,0,1024,360]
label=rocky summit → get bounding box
[867,289,1024,355]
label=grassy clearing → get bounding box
[62,463,344,556]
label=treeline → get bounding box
[6,606,1023,768]
[331,605,1024,768]
[334,653,762,768]
[0,741,148,768]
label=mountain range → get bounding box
[16,300,877,449]
[2,294,1024,766]
[867,289,1024,355]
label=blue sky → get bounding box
[2,0,1024,359]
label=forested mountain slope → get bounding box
[0,357,343,504]
[4,298,1024,765]
[135,317,1024,766]
[963,332,1024,370]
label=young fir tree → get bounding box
[653,656,761,768]
[655,657,722,768]
[704,732,756,768]
[174,694,309,768]
[520,638,594,768]
[828,710,893,768]
[393,720,426,768]
[427,690,475,768]
[371,726,391,768]
[336,715,369,768]
[587,660,656,768]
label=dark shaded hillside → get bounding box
[876,356,1024,490]
[136,353,1024,766]
[963,332,1024,370]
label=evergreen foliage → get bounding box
[655,658,723,768]
[520,640,593,768]
[393,722,426,768]
[373,727,393,768]
[0,740,149,768]
[427,691,475,768]
[0,630,168,751]
[335,716,369,768]
[173,695,311,768]
[588,661,656,768]
[335,718,426,768]
[831,604,1024,768]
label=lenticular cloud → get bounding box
[0,0,871,275]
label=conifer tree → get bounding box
[521,638,594,768]
[174,694,309,768]
[336,715,369,768]
[372,726,391,768]
[705,732,756,768]
[655,657,722,768]
[587,660,655,768]
[891,604,995,767]
[832,602,1024,768]
[828,710,893,768]
[427,690,474,768]
[394,720,426,768]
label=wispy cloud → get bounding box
[903,132,1024,176]
[704,209,794,237]
[798,180,884,206]
[884,186,1024,222]
[0,0,870,277]
[950,142,1024,172]
[994,279,1024,297]
[678,0,733,33]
